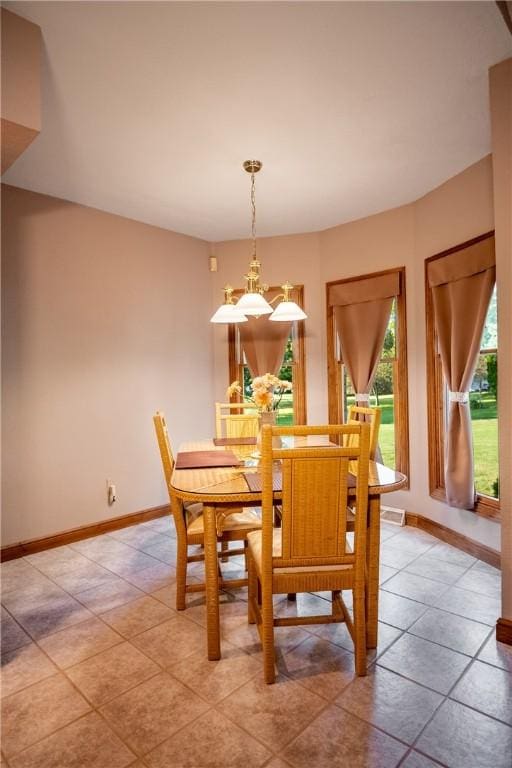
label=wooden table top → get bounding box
[171,437,407,503]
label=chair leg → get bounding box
[247,552,257,625]
[243,540,248,571]
[175,539,188,611]
[353,585,367,676]
[220,540,229,563]
[261,585,276,684]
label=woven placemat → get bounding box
[175,450,242,470]
[243,471,282,492]
[213,437,257,446]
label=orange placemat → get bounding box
[175,450,242,470]
[213,437,257,446]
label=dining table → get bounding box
[170,435,407,661]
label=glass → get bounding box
[242,334,295,426]
[341,300,397,468]
[470,354,498,498]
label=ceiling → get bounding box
[3,1,511,241]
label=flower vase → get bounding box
[256,411,282,451]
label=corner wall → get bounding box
[1,9,41,172]
[1,185,213,546]
[489,58,512,621]
[212,156,500,550]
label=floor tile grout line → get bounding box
[94,680,215,762]
[21,532,177,593]
[34,626,127,673]
[4,537,177,624]
[382,538,480,569]
[1,604,96,647]
[122,628,297,761]
[1,704,122,762]
[261,754,290,768]
[400,641,512,763]
[334,694,443,756]
[373,651,469,699]
[393,687,449,765]
[396,744,449,768]
[67,660,163,710]
[21,628,164,730]
[397,621,495,661]
[152,661,285,760]
[219,669,336,758]
[402,551,476,587]
[0,602,32,645]
[94,602,179,642]
[379,581,499,627]
[444,654,512,728]
[444,695,512,730]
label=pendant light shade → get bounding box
[236,291,273,315]
[210,285,247,323]
[210,304,248,323]
[269,300,307,322]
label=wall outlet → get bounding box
[106,479,116,505]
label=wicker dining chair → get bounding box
[215,402,260,440]
[247,422,371,683]
[215,402,260,560]
[345,405,381,460]
[153,412,261,610]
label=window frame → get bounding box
[227,284,307,424]
[425,231,500,521]
[326,266,410,482]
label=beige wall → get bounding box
[2,185,212,546]
[490,59,512,620]
[212,156,500,550]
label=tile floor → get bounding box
[1,518,511,767]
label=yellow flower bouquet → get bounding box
[227,373,292,413]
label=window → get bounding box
[228,285,306,424]
[425,232,499,520]
[326,267,409,478]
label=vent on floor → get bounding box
[380,505,406,526]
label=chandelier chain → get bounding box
[250,172,256,257]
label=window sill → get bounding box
[430,487,501,521]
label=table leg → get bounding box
[366,496,381,648]
[203,504,221,660]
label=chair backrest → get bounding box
[153,411,175,496]
[260,423,370,574]
[153,411,189,538]
[215,402,260,439]
[346,405,381,460]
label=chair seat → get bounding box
[247,528,282,559]
[185,502,203,528]
[188,507,261,536]
[248,529,352,575]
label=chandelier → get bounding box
[210,160,307,323]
